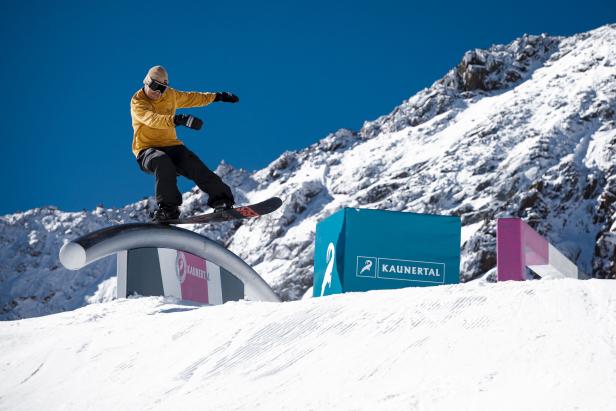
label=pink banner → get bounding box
[176,251,209,304]
[497,218,549,281]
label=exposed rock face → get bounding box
[360,33,560,138]
[455,34,559,92]
[2,24,615,319]
[593,167,616,279]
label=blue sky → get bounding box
[1,0,614,215]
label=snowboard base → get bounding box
[156,197,282,225]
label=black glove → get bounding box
[173,114,203,130]
[214,92,239,103]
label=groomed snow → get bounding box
[1,279,615,410]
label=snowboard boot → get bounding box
[210,199,233,213]
[151,204,181,223]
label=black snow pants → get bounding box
[136,145,234,208]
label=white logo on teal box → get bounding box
[321,242,336,296]
[356,256,446,284]
[356,256,377,277]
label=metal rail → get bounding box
[59,223,280,302]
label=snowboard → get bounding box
[157,197,282,225]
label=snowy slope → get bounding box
[1,279,615,410]
[1,24,616,319]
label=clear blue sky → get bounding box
[1,0,614,215]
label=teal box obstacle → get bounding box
[313,208,461,297]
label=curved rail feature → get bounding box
[59,223,280,302]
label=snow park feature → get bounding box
[314,208,461,297]
[497,218,583,281]
[59,223,280,304]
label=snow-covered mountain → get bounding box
[2,24,615,320]
[2,279,615,410]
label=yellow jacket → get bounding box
[130,88,217,157]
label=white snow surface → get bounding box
[1,279,615,410]
[2,24,616,319]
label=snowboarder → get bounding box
[130,65,238,222]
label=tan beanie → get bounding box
[143,65,168,85]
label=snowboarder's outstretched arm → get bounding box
[175,90,239,108]
[175,90,217,108]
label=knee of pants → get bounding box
[150,156,177,177]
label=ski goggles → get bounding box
[148,78,168,93]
